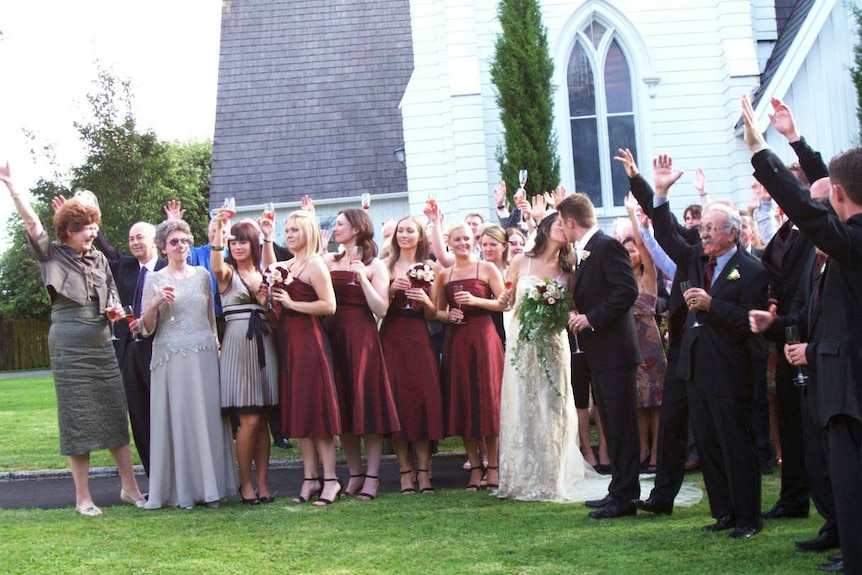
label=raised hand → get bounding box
[529,194,548,223]
[0,161,12,189]
[624,191,638,215]
[550,186,566,207]
[741,94,769,154]
[693,168,706,196]
[652,154,684,195]
[768,97,801,143]
[613,148,639,178]
[51,195,67,212]
[423,199,441,224]
[493,181,507,209]
[164,200,186,220]
[301,195,315,215]
[259,216,274,240]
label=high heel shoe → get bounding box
[120,489,146,508]
[292,477,323,503]
[483,466,499,491]
[466,466,484,491]
[356,475,380,500]
[400,469,416,495]
[344,473,365,497]
[417,468,435,494]
[313,478,342,506]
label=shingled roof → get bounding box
[210,0,413,207]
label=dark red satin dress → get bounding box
[277,278,341,438]
[325,271,400,435]
[440,278,504,438]
[379,289,444,442]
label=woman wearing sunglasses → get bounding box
[139,219,238,509]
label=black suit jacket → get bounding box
[95,232,167,367]
[753,149,862,424]
[573,230,642,373]
[653,202,768,400]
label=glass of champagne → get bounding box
[124,305,142,342]
[571,308,584,355]
[425,191,437,212]
[785,326,808,386]
[680,280,702,328]
[518,169,528,189]
[360,193,371,211]
[163,285,176,321]
[105,294,121,341]
[224,197,236,240]
[451,283,465,325]
[262,202,276,223]
[347,246,362,286]
[503,279,514,312]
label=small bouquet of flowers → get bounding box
[511,277,574,393]
[264,263,293,290]
[404,262,435,310]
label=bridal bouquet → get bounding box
[264,263,293,290]
[405,262,435,310]
[511,278,574,393]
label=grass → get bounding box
[0,376,834,574]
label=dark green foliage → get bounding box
[490,0,560,204]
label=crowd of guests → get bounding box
[3,93,860,574]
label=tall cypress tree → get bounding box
[490,0,560,203]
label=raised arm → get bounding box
[767,97,829,182]
[424,202,454,268]
[625,193,657,296]
[210,208,233,291]
[1,162,44,244]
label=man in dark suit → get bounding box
[96,222,166,477]
[650,153,769,539]
[557,193,642,519]
[744,94,862,573]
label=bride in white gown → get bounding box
[497,212,701,507]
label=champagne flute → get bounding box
[403,273,415,310]
[680,280,702,328]
[262,202,276,223]
[360,192,371,211]
[224,197,236,240]
[785,326,808,386]
[503,280,514,312]
[571,308,585,355]
[105,294,121,341]
[124,305,142,342]
[347,246,362,286]
[425,191,437,212]
[163,285,176,321]
[451,283,465,325]
[518,169,528,189]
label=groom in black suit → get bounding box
[650,153,768,539]
[96,222,166,476]
[557,194,642,519]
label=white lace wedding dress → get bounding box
[497,275,703,507]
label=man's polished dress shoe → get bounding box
[588,502,637,519]
[728,526,758,540]
[795,530,840,552]
[762,503,809,519]
[827,554,842,564]
[818,559,843,572]
[584,495,613,509]
[702,515,735,532]
[636,497,673,516]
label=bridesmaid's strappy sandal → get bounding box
[400,469,416,494]
[356,475,380,500]
[344,473,365,497]
[483,466,499,491]
[417,469,435,494]
[292,477,322,503]
[313,478,342,506]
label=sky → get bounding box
[0,1,222,250]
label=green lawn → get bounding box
[0,376,834,574]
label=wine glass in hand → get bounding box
[785,325,808,386]
[451,284,465,325]
[123,305,142,342]
[223,197,236,239]
[105,294,121,341]
[347,246,362,286]
[680,280,702,328]
[163,285,176,321]
[503,280,514,312]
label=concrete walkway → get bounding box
[0,369,52,380]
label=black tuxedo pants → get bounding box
[649,345,689,503]
[827,415,862,575]
[590,364,640,503]
[800,387,837,535]
[688,382,761,530]
[773,355,811,512]
[121,338,153,476]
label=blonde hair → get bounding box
[286,210,321,260]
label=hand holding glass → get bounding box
[451,284,465,325]
[105,294,121,341]
[785,325,808,386]
[680,280,702,327]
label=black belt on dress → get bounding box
[223,307,270,369]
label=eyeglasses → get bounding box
[168,237,194,247]
[700,224,731,234]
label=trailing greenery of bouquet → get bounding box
[511,277,574,393]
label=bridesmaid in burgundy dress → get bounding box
[266,210,342,506]
[325,208,400,500]
[381,215,444,494]
[436,221,507,491]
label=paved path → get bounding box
[0,454,477,510]
[0,369,52,380]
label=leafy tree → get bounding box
[0,68,211,320]
[490,0,560,203]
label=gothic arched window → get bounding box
[567,21,637,211]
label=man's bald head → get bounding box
[809,177,831,201]
[128,222,157,263]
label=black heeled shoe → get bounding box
[417,468,435,494]
[242,495,261,505]
[400,469,416,494]
[484,465,499,491]
[466,466,484,491]
[292,477,322,504]
[313,478,342,506]
[356,475,380,500]
[343,473,365,497]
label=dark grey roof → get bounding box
[210,0,413,208]
[751,0,816,109]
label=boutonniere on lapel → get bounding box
[726,265,741,282]
[577,249,591,264]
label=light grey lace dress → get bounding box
[141,267,238,508]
